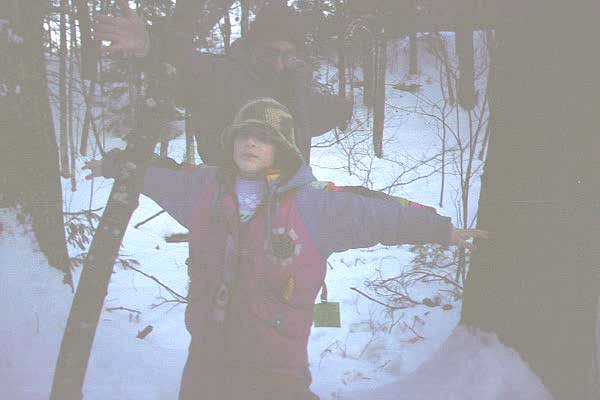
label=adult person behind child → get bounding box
[93,0,353,165]
[85,98,488,399]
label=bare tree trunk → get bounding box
[456,27,475,110]
[240,0,250,37]
[160,0,172,151]
[220,6,231,53]
[59,0,70,178]
[361,32,374,107]
[1,0,71,282]
[455,0,475,110]
[461,2,599,398]
[69,1,77,191]
[78,0,99,156]
[159,140,169,157]
[79,80,94,156]
[184,110,195,165]
[338,49,346,98]
[76,0,97,81]
[334,0,346,99]
[373,30,387,158]
[409,31,418,75]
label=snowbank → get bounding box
[341,325,553,400]
[0,209,73,399]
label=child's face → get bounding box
[233,127,276,179]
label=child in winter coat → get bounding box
[85,98,487,400]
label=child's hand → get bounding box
[82,160,103,180]
[451,228,489,251]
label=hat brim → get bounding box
[221,120,305,165]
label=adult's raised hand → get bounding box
[93,0,149,57]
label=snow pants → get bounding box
[178,342,320,400]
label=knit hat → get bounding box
[221,98,305,171]
[247,3,307,50]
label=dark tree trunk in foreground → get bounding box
[50,124,157,400]
[461,2,600,399]
[1,0,71,282]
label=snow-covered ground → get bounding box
[0,211,73,399]
[0,34,561,399]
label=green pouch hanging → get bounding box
[313,301,341,328]
[313,281,340,328]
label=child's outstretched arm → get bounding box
[297,184,487,256]
[450,228,488,251]
[83,149,216,228]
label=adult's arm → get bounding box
[283,61,353,138]
[308,92,354,136]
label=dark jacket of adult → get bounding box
[176,40,353,165]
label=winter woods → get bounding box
[0,1,598,399]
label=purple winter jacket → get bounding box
[103,156,453,380]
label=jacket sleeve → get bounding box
[308,92,354,137]
[296,185,453,257]
[283,61,354,137]
[101,149,215,228]
[140,165,216,228]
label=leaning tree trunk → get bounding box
[461,2,600,399]
[50,57,183,400]
[1,0,71,282]
[51,2,234,397]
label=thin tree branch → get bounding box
[350,287,415,310]
[127,264,187,302]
